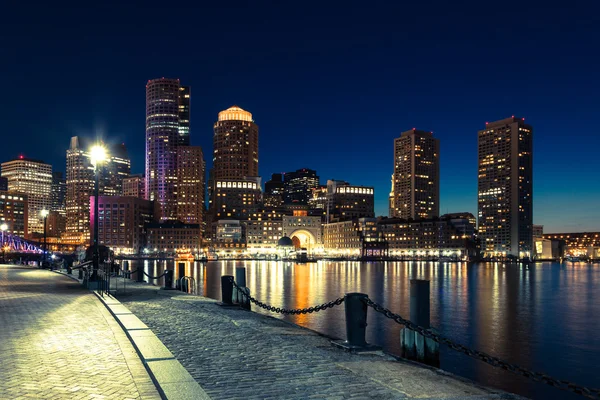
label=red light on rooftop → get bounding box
[485,122,488,125]
[19,155,23,159]
[412,127,416,130]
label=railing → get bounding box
[221,269,600,400]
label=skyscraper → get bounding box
[283,168,320,204]
[1,157,52,236]
[264,173,285,207]
[212,106,258,180]
[122,174,146,199]
[390,129,439,220]
[51,171,66,217]
[65,136,130,242]
[478,117,533,257]
[145,78,190,220]
[176,146,205,226]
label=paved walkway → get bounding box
[0,265,161,400]
[118,283,524,400]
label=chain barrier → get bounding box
[229,277,344,315]
[143,271,166,279]
[364,298,600,400]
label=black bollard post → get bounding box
[400,279,439,367]
[137,268,144,282]
[217,275,235,306]
[78,266,83,279]
[163,269,174,290]
[234,267,250,310]
[331,293,379,352]
[177,262,185,290]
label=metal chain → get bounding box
[229,277,344,315]
[143,271,166,279]
[364,298,600,400]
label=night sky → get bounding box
[1,1,599,232]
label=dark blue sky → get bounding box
[2,1,599,232]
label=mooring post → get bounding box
[177,262,185,290]
[220,275,234,305]
[400,279,439,367]
[163,269,174,290]
[234,267,250,310]
[331,292,379,352]
[137,267,144,282]
[78,266,83,280]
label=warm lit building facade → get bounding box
[283,168,319,204]
[176,146,205,225]
[282,213,322,252]
[215,220,245,249]
[326,180,374,222]
[146,221,201,254]
[323,218,387,258]
[478,117,533,257]
[543,232,600,257]
[0,191,27,236]
[210,177,262,221]
[47,211,66,237]
[211,106,259,180]
[145,78,190,220]
[65,136,130,243]
[1,157,52,236]
[90,196,159,254]
[122,174,146,199]
[390,129,439,220]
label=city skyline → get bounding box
[2,2,600,232]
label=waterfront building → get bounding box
[1,157,52,236]
[534,238,564,260]
[0,191,27,236]
[51,172,66,217]
[90,196,159,255]
[65,136,130,243]
[214,220,245,249]
[543,232,600,257]
[443,212,477,238]
[323,218,387,258]
[377,215,477,259]
[264,173,285,208]
[390,129,439,220]
[209,177,262,220]
[326,180,374,222]
[0,177,7,191]
[282,212,322,253]
[211,106,258,180]
[283,168,319,205]
[145,78,190,220]
[122,174,146,199]
[176,146,205,225]
[478,117,533,257]
[533,225,543,239]
[146,221,201,254]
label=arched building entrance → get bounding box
[289,229,317,252]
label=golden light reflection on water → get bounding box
[132,259,600,400]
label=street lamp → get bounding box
[41,209,49,266]
[1,223,7,262]
[90,144,107,281]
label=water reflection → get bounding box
[126,260,600,400]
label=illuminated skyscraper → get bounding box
[145,78,190,220]
[478,117,533,257]
[65,136,130,242]
[1,157,52,236]
[212,106,258,180]
[176,146,205,226]
[283,168,319,204]
[51,171,66,217]
[390,129,439,220]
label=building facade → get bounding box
[90,196,159,254]
[145,78,190,220]
[122,174,146,199]
[323,218,387,258]
[176,146,205,225]
[46,210,66,237]
[51,171,66,217]
[146,221,201,254]
[478,117,533,257]
[326,180,374,222]
[65,136,130,243]
[0,191,27,236]
[209,177,262,221]
[282,213,322,252]
[264,173,285,207]
[390,129,439,219]
[1,157,52,236]
[543,232,600,257]
[0,177,7,191]
[283,168,319,204]
[214,220,245,249]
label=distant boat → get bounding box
[438,256,453,263]
[565,256,580,262]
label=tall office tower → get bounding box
[264,173,284,207]
[51,171,67,217]
[145,78,190,220]
[390,129,439,220]
[283,168,319,204]
[212,106,258,180]
[326,180,375,222]
[478,117,533,257]
[1,157,52,236]
[65,136,131,241]
[122,174,146,199]
[176,146,205,225]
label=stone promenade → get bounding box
[0,265,161,400]
[118,283,524,400]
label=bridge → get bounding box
[0,231,43,253]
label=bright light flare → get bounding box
[90,145,108,166]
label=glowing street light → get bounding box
[90,144,108,281]
[41,209,49,267]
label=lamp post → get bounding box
[90,144,107,281]
[1,223,7,262]
[41,209,49,266]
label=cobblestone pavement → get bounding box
[0,266,161,400]
[118,283,525,400]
